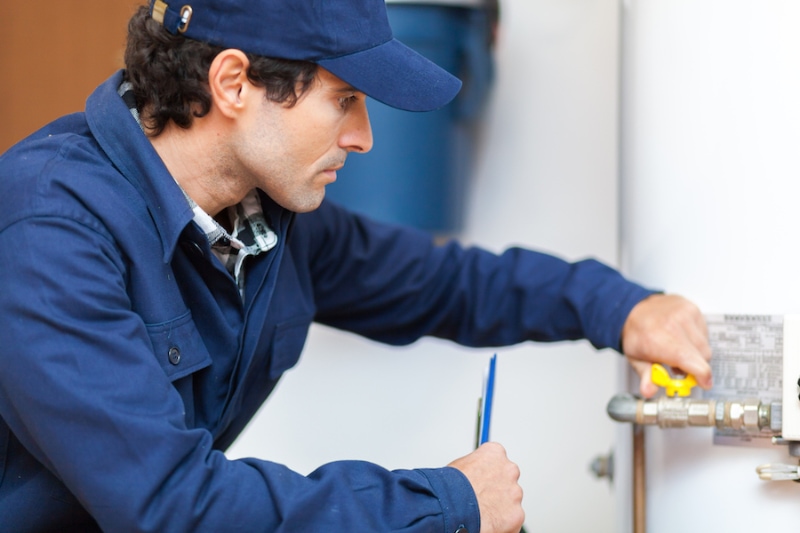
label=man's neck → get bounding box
[147,119,248,217]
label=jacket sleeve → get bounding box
[0,214,479,532]
[299,200,657,351]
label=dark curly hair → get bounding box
[124,6,318,136]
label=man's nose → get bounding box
[340,101,373,154]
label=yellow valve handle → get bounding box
[651,363,697,397]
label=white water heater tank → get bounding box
[617,0,800,531]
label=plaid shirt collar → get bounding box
[188,191,278,281]
[118,80,278,295]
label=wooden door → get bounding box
[0,1,143,152]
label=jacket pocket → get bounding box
[146,311,212,381]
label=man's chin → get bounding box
[272,192,325,214]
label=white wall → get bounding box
[227,1,623,531]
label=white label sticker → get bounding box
[704,314,783,446]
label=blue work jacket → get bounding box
[0,71,655,532]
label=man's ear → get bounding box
[208,49,252,118]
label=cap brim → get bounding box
[317,38,462,112]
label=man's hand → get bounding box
[448,442,524,533]
[621,293,713,398]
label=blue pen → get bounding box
[475,354,528,533]
[476,353,497,447]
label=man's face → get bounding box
[230,67,373,213]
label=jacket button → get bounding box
[454,527,469,533]
[168,346,181,365]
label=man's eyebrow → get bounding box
[330,84,360,94]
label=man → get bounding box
[0,0,711,531]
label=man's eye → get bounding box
[339,95,358,110]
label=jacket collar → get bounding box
[84,70,194,264]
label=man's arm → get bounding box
[299,200,657,352]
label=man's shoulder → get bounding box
[2,112,95,167]
[0,115,144,234]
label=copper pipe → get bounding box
[633,424,646,533]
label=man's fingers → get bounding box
[627,358,658,398]
[663,332,713,388]
[673,355,713,389]
[449,443,525,533]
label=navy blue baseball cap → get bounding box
[149,0,462,112]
